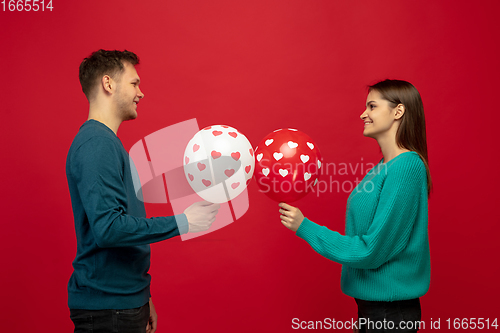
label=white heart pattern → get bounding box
[257,153,263,161]
[307,142,314,150]
[304,172,311,181]
[262,168,270,176]
[273,152,283,161]
[314,178,318,186]
[265,139,274,146]
[300,154,309,163]
[279,169,288,177]
[318,160,322,168]
[287,141,298,149]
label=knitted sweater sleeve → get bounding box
[296,157,424,269]
[70,136,188,248]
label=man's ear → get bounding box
[102,75,113,94]
[394,103,405,120]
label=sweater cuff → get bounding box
[296,217,323,242]
[175,213,189,235]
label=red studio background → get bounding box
[1,0,499,332]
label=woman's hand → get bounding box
[279,202,304,232]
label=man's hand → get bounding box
[279,202,304,232]
[146,298,157,333]
[184,201,220,233]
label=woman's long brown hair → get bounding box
[369,79,432,195]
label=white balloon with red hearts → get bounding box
[183,125,255,203]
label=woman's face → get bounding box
[360,90,400,139]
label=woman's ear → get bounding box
[394,104,405,120]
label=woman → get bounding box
[279,79,431,333]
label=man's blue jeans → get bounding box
[70,302,150,333]
[356,298,422,332]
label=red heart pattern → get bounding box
[231,152,240,161]
[184,124,255,203]
[211,150,222,159]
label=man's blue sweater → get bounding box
[66,120,189,310]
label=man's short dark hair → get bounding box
[79,49,139,101]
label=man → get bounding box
[66,49,219,333]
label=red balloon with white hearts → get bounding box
[254,128,322,202]
[184,125,255,203]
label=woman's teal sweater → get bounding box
[296,152,430,301]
